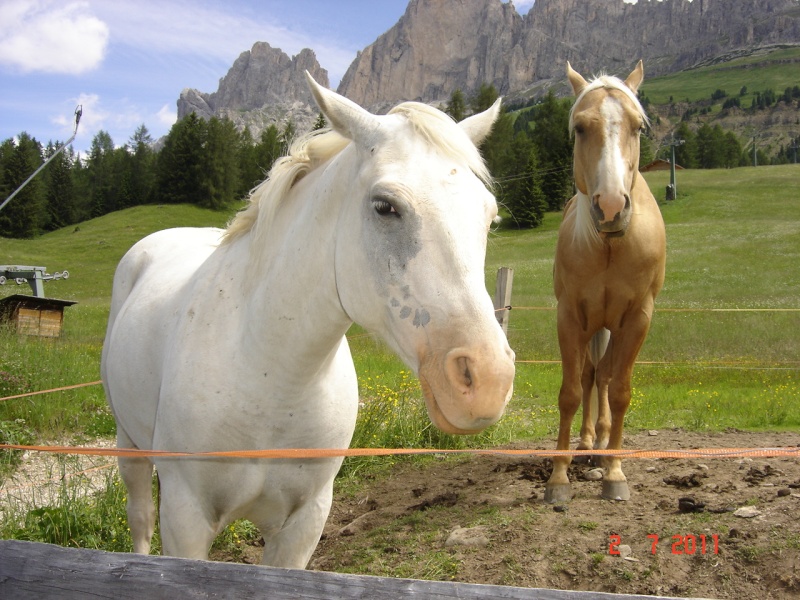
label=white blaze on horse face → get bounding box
[594,96,631,229]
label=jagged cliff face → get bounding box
[176,0,799,133]
[335,0,522,111]
[337,0,800,108]
[177,43,329,135]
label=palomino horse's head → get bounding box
[567,60,649,236]
[306,74,515,435]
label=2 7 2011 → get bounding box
[609,534,720,555]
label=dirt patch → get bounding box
[306,429,800,599]
[0,438,116,523]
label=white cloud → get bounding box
[91,0,357,85]
[0,0,109,74]
[51,93,152,149]
[157,104,177,127]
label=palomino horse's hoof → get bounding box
[601,480,630,501]
[544,483,573,504]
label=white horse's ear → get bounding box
[305,71,378,142]
[624,60,644,93]
[458,97,501,146]
[566,62,588,96]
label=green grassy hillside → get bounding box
[640,46,800,105]
[1,165,799,445]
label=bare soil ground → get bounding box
[8,431,798,599]
[306,429,800,599]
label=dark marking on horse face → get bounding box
[391,298,401,307]
[399,306,412,319]
[413,308,431,328]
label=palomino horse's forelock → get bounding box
[568,74,649,135]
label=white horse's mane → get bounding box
[223,102,491,245]
[567,72,649,248]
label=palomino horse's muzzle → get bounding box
[591,192,631,234]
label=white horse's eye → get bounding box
[373,199,398,216]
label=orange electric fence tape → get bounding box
[0,380,103,401]
[1,443,799,461]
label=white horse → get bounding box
[101,73,515,568]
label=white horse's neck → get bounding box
[221,150,356,383]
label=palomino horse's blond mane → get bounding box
[567,73,650,249]
[223,101,492,246]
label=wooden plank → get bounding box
[0,540,712,600]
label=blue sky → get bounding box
[0,0,536,155]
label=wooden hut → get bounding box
[0,294,76,337]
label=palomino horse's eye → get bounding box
[574,124,586,136]
[373,199,398,216]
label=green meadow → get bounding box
[1,166,799,452]
[1,164,798,553]
[639,46,800,104]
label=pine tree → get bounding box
[155,113,207,205]
[201,117,241,209]
[0,133,46,238]
[127,125,156,206]
[528,92,573,211]
[312,113,327,131]
[87,131,118,216]
[44,142,76,230]
[445,89,466,122]
[500,133,546,229]
[254,125,283,179]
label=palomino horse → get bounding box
[101,74,515,567]
[544,61,666,503]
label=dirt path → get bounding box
[308,429,800,599]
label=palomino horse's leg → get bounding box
[573,354,597,465]
[116,431,156,554]
[577,329,611,464]
[601,313,652,501]
[593,338,613,452]
[544,323,587,503]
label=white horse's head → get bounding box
[307,74,515,435]
[567,60,649,237]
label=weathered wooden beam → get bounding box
[0,540,711,600]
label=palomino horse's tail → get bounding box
[589,328,610,367]
[587,328,610,427]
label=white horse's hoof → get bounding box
[602,480,630,501]
[544,483,573,504]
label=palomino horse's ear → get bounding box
[458,97,501,146]
[566,62,588,96]
[624,60,645,93]
[304,71,378,142]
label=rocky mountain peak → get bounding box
[177,43,329,136]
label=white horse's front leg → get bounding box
[157,473,219,560]
[258,485,334,569]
